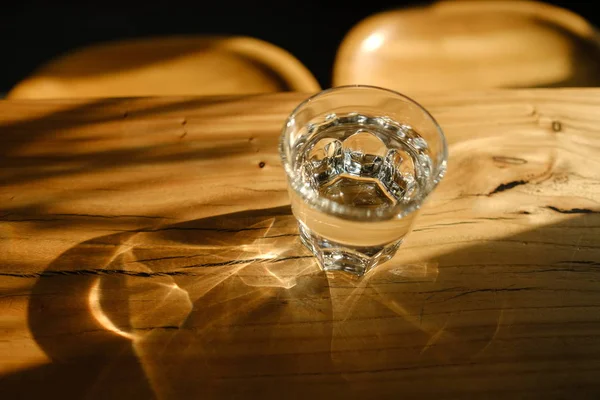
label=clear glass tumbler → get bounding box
[280,85,447,276]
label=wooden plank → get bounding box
[1,90,600,398]
[7,36,321,99]
[333,1,600,91]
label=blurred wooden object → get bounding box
[2,90,600,398]
[333,0,600,91]
[8,36,320,99]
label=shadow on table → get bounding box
[0,96,263,186]
[1,207,600,398]
[0,95,295,235]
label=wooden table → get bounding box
[1,90,600,399]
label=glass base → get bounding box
[298,223,402,276]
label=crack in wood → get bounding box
[1,218,65,223]
[546,206,598,214]
[489,180,528,195]
[134,326,179,331]
[1,255,315,279]
[513,268,597,274]
[53,213,169,219]
[183,254,313,269]
[426,221,478,228]
[256,233,300,239]
[442,287,536,301]
[1,213,170,221]
[473,217,516,221]
[0,269,195,279]
[136,226,268,233]
[499,239,600,250]
[234,187,287,193]
[270,255,314,264]
[565,261,600,266]
[128,254,208,263]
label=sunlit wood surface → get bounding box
[8,36,320,99]
[1,90,600,398]
[334,0,600,92]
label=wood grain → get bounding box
[8,36,321,99]
[1,90,600,398]
[334,0,600,92]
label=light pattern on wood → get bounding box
[1,91,600,398]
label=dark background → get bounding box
[0,0,598,94]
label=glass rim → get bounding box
[279,84,448,221]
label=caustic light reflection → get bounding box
[88,278,136,340]
[236,255,320,289]
[88,278,195,339]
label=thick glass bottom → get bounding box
[298,222,402,276]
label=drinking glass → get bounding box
[280,85,447,276]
